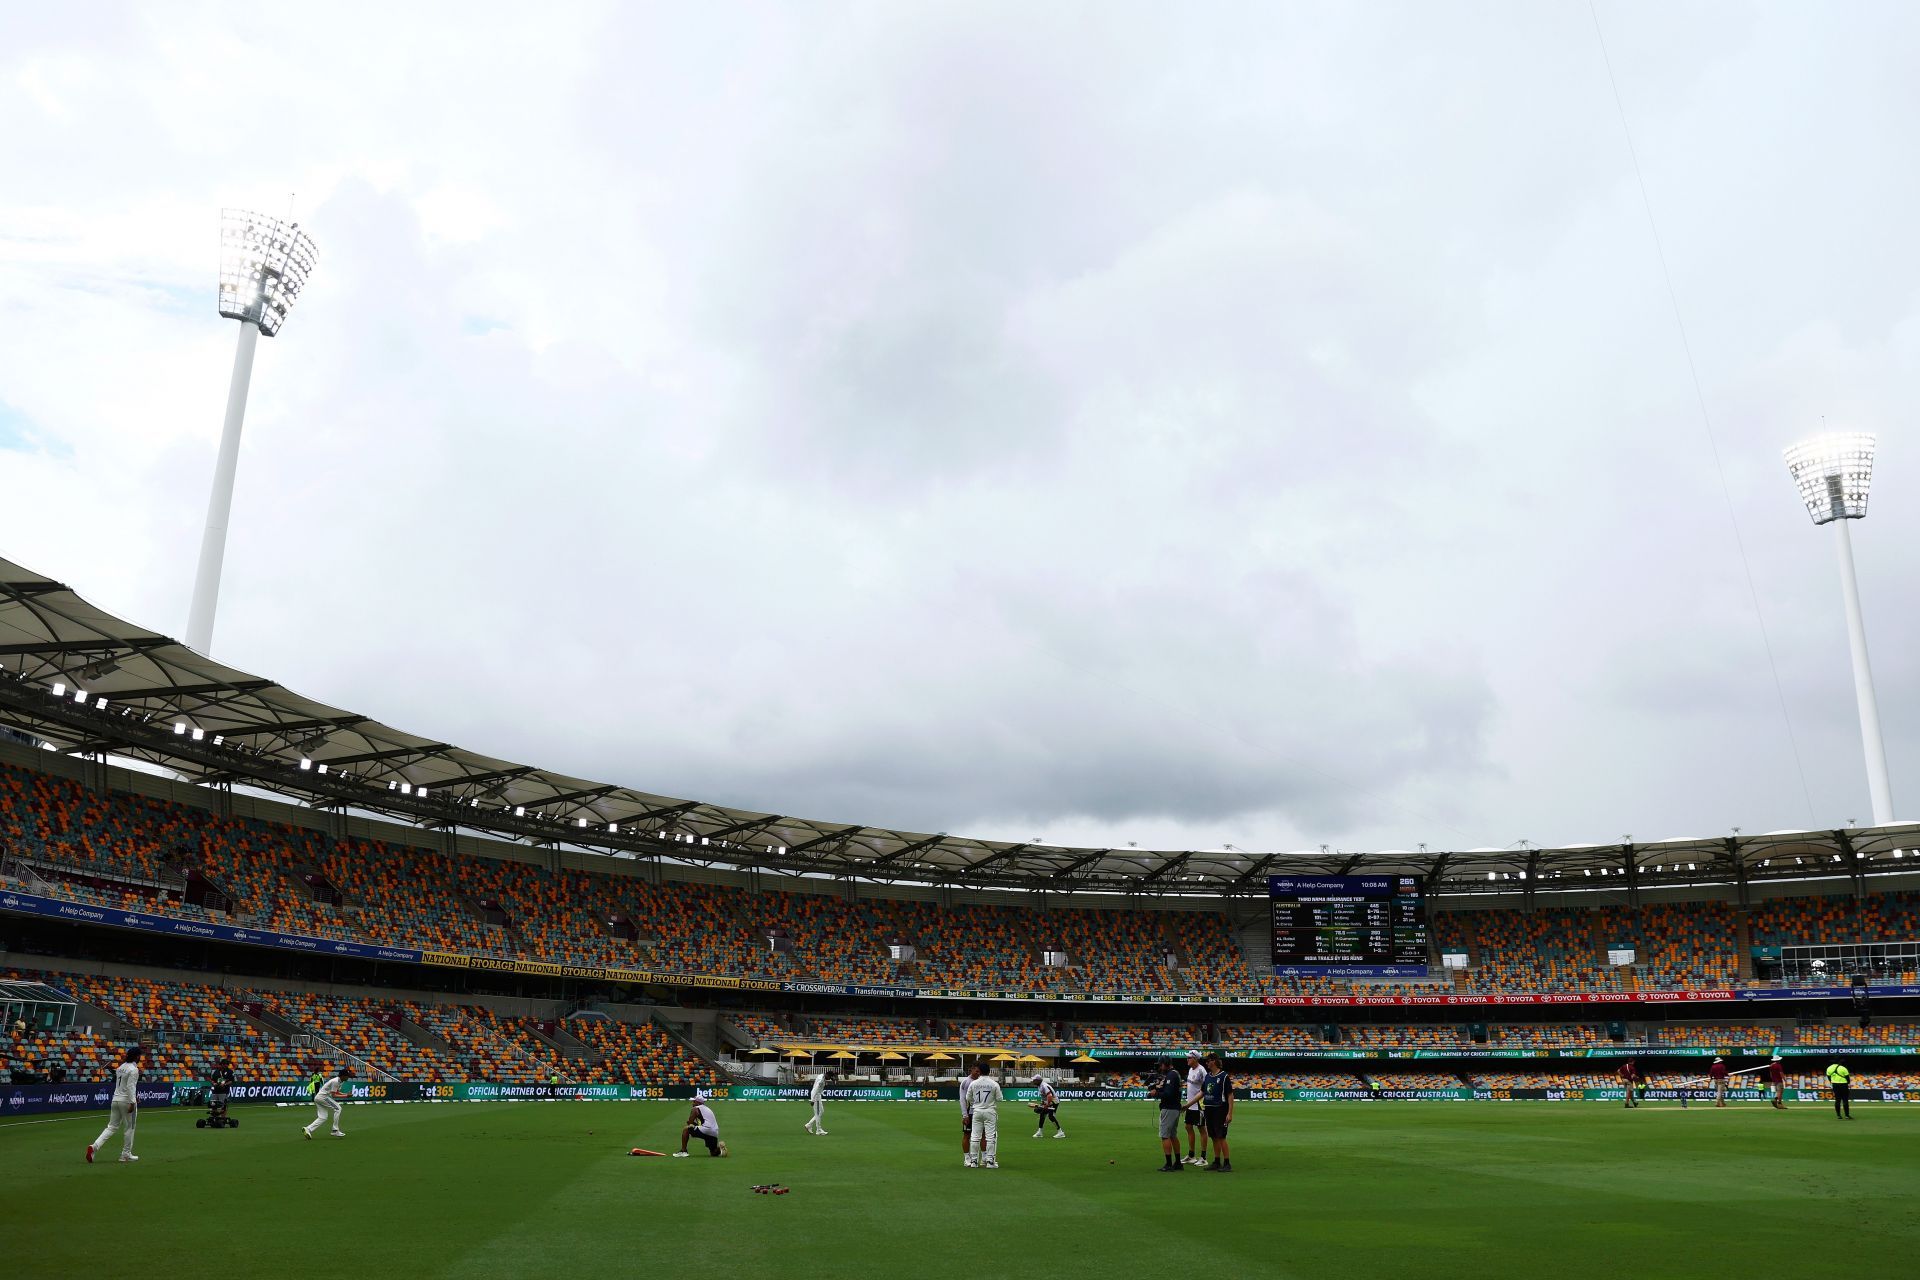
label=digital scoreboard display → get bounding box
[1269,875,1428,977]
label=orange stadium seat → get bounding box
[804,1014,931,1045]
[570,1018,722,1088]
[1236,1072,1368,1089]
[1361,1072,1464,1089]
[1218,1024,1328,1049]
[11,761,1920,1007]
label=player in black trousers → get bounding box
[1826,1062,1853,1119]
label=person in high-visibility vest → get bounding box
[1825,1061,1853,1120]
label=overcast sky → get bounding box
[3,2,1917,857]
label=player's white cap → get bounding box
[1712,1056,1722,1062]
[1769,1054,1782,1062]
[1186,1049,1201,1058]
[692,1091,709,1102]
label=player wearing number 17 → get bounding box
[965,1064,1003,1169]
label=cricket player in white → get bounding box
[87,1045,144,1164]
[965,1064,1003,1169]
[1183,1050,1210,1166]
[804,1071,830,1134]
[304,1067,350,1138]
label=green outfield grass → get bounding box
[5,1099,1915,1279]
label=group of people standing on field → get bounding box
[954,1064,1064,1168]
[1156,1049,1234,1172]
[1620,1054,1857,1116]
[84,1046,351,1164]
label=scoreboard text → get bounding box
[1269,875,1429,977]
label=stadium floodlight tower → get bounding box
[1783,432,1895,826]
[185,209,318,655]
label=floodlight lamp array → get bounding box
[1783,432,1876,525]
[217,209,318,337]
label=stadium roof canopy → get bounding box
[3,555,1917,898]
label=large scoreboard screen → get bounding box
[1269,875,1428,977]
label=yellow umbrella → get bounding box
[1017,1054,1046,1064]
[991,1052,1017,1063]
[924,1051,955,1062]
[784,1048,811,1058]
[829,1050,857,1060]
[1070,1054,1098,1064]
[877,1051,907,1061]
[745,1047,777,1056]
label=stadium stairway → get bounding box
[287,1028,395,1082]
[527,1018,594,1062]
[651,1011,727,1073]
[716,1016,764,1054]
[1230,913,1274,983]
[57,986,140,1043]
[394,1011,461,1058]
[235,998,305,1042]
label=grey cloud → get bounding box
[4,2,1920,857]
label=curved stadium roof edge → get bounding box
[3,554,1917,895]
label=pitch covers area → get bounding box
[8,1099,1916,1278]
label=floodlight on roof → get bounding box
[188,210,319,658]
[1784,431,1894,826]
[514,806,525,817]
[50,682,65,697]
[218,210,317,338]
[300,758,312,770]
[1784,433,1875,525]
[191,727,205,742]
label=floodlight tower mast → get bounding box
[185,209,318,655]
[1783,433,1895,826]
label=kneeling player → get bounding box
[677,1093,727,1157]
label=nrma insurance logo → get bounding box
[7,1091,25,1111]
